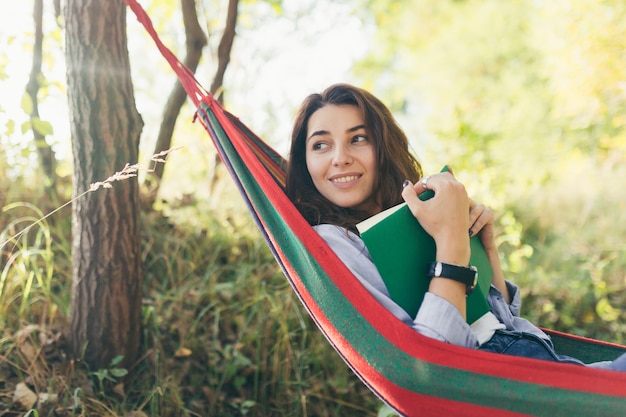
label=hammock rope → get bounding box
[124,1,626,415]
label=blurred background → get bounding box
[1,0,625,415]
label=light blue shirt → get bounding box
[314,224,550,349]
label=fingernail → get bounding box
[402,180,410,188]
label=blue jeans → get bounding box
[480,330,626,371]
[479,330,585,365]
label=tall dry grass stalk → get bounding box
[0,146,183,253]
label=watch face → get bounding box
[434,262,443,277]
[471,266,478,288]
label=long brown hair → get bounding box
[286,83,423,232]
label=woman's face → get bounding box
[305,104,380,216]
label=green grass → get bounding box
[0,187,380,416]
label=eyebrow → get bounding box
[306,124,367,142]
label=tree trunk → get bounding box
[64,0,144,370]
[209,0,239,102]
[27,0,58,193]
[143,0,207,207]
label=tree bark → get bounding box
[27,0,58,192]
[143,0,207,206]
[209,0,239,101]
[64,0,144,369]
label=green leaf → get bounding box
[21,92,33,114]
[110,355,125,366]
[31,118,54,136]
[5,119,14,136]
[110,368,128,378]
[377,403,399,417]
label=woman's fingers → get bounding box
[468,202,494,237]
[402,174,469,232]
[413,182,493,238]
[468,201,483,236]
[402,173,453,213]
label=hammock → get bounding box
[124,1,626,415]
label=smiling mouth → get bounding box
[331,175,360,183]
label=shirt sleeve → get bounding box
[487,280,521,320]
[314,224,478,348]
[487,278,550,341]
[506,280,522,316]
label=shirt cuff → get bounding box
[414,292,478,348]
[505,280,521,316]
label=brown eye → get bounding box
[311,141,328,151]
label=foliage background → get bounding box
[1,0,625,415]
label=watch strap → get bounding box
[427,261,478,294]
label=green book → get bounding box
[356,180,492,324]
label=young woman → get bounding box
[285,83,626,371]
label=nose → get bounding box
[332,144,353,166]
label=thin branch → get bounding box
[143,0,208,207]
[209,0,239,102]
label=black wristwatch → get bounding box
[427,261,478,295]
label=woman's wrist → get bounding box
[434,234,471,266]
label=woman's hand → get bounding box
[468,200,510,303]
[401,171,471,318]
[468,200,496,251]
[402,171,471,266]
